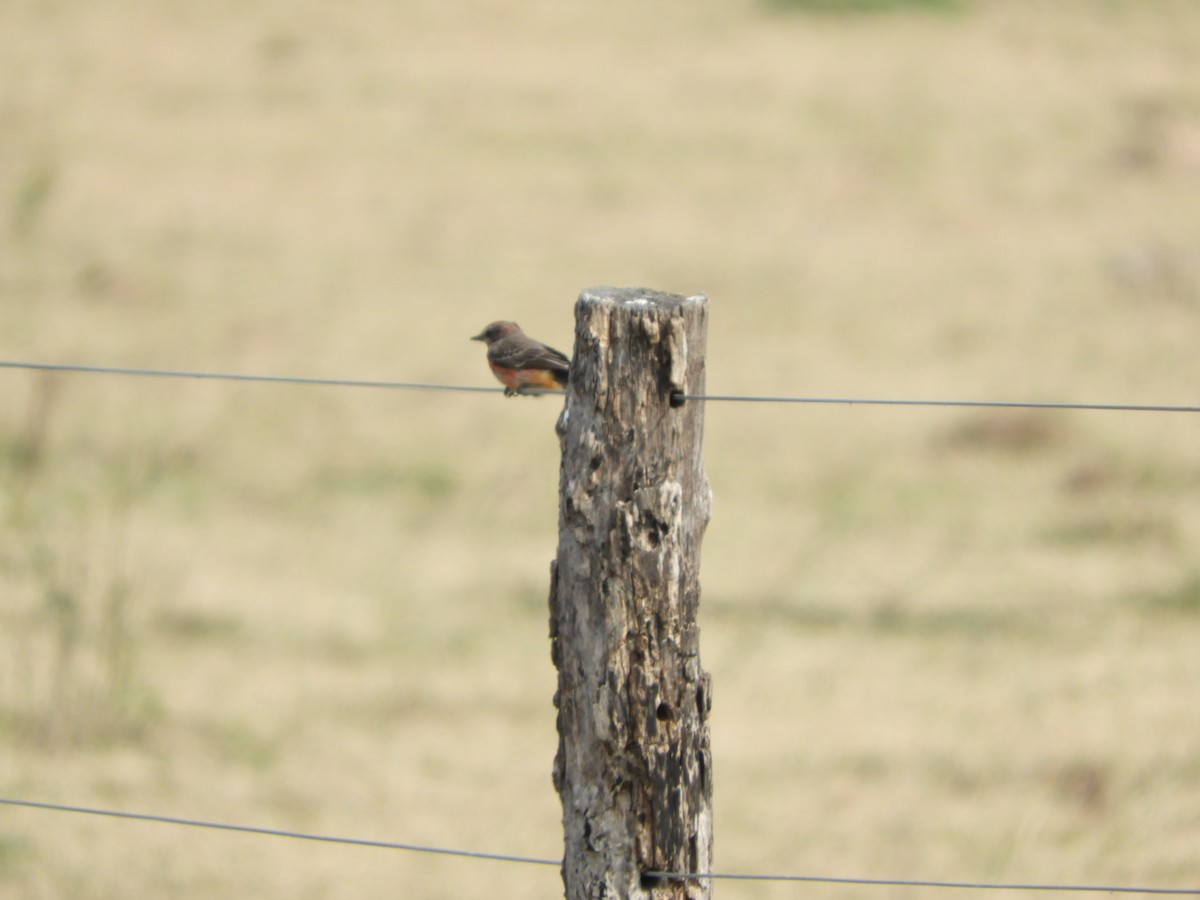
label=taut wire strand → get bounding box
[1,360,1196,413]
[672,392,1200,414]
[0,360,503,394]
[3,798,1196,893]
[0,798,559,867]
[646,868,1200,894]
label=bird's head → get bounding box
[470,321,521,345]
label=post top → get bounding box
[578,286,707,310]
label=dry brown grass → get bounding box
[2,0,1199,897]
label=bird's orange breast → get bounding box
[489,363,566,390]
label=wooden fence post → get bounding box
[549,286,713,900]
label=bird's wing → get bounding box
[492,340,570,373]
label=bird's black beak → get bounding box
[470,332,486,342]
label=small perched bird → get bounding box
[471,321,570,396]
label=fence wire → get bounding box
[671,391,1200,414]
[1,359,1196,413]
[3,798,1198,895]
[1,357,1197,894]
[0,798,558,867]
[0,360,504,395]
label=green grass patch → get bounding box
[154,607,245,642]
[11,160,57,240]
[1041,513,1177,548]
[0,832,30,875]
[1130,573,1200,616]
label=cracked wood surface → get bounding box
[550,287,713,900]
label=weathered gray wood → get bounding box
[550,286,713,900]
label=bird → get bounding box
[471,321,570,396]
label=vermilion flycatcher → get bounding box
[471,321,570,396]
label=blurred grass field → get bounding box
[2,0,1199,897]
